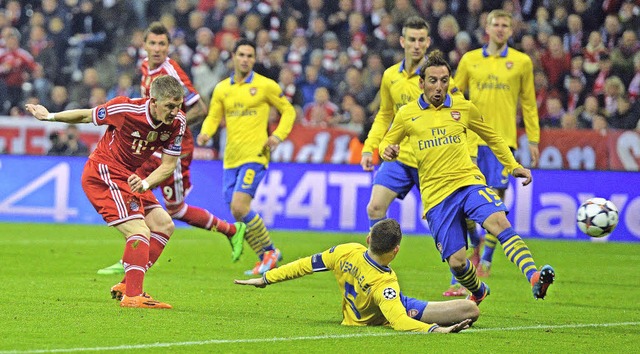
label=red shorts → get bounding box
[137,153,193,207]
[82,159,161,226]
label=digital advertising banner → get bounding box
[0,155,638,242]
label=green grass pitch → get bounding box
[0,222,638,353]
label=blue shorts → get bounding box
[426,184,508,261]
[400,292,427,320]
[372,161,420,199]
[477,145,515,190]
[222,163,267,204]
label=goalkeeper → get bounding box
[235,219,478,333]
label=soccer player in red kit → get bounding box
[25,75,186,308]
[97,22,245,275]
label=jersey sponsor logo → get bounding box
[382,287,397,300]
[131,131,141,138]
[250,87,257,96]
[97,107,106,120]
[506,61,513,69]
[147,131,158,142]
[451,111,461,121]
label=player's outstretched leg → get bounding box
[229,222,246,262]
[243,210,281,275]
[443,276,468,297]
[531,265,555,300]
[478,232,497,277]
[451,258,490,305]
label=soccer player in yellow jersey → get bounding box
[380,50,555,303]
[454,10,541,277]
[235,219,477,333]
[361,16,481,298]
[197,39,295,275]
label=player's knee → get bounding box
[166,202,186,219]
[463,300,480,322]
[154,211,175,235]
[366,202,385,219]
[230,204,249,221]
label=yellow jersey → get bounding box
[201,71,295,169]
[263,243,438,332]
[380,94,522,214]
[363,59,463,168]
[454,46,539,148]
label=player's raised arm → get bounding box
[25,104,92,124]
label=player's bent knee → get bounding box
[366,202,386,219]
[166,203,186,219]
[463,300,480,322]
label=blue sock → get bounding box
[369,217,386,229]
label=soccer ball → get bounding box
[576,198,619,238]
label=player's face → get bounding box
[151,97,183,124]
[486,16,513,46]
[400,28,430,63]
[232,45,256,77]
[144,33,170,69]
[420,66,450,107]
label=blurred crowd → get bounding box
[1,0,639,147]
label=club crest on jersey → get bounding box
[382,287,397,300]
[146,131,158,142]
[407,309,419,318]
[451,111,461,121]
[97,107,106,120]
[250,87,257,96]
[506,61,514,69]
[159,131,171,142]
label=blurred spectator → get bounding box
[629,52,640,102]
[260,0,303,43]
[307,17,327,50]
[66,0,107,80]
[347,34,368,69]
[30,64,53,108]
[560,112,578,129]
[69,67,101,109]
[601,75,625,117]
[186,11,207,49]
[27,25,58,84]
[47,125,89,156]
[278,66,304,108]
[528,7,553,37]
[591,53,615,96]
[551,5,569,34]
[540,35,571,91]
[601,14,622,50]
[46,16,69,78]
[561,55,587,93]
[107,73,140,100]
[346,12,367,48]
[173,0,194,33]
[390,0,420,29]
[574,95,604,129]
[0,27,38,115]
[618,0,640,32]
[204,0,233,33]
[242,13,263,42]
[192,46,227,99]
[610,30,639,87]
[49,85,76,112]
[519,34,542,69]
[563,14,585,56]
[214,14,241,49]
[170,30,193,69]
[4,0,28,30]
[321,31,341,76]
[338,101,367,134]
[126,29,147,69]
[301,0,329,32]
[327,0,352,46]
[582,30,607,76]
[362,53,385,89]
[607,96,640,130]
[40,0,69,26]
[563,76,586,113]
[366,0,389,32]
[114,50,138,84]
[303,87,340,127]
[89,87,107,107]
[296,64,332,106]
[425,0,447,36]
[285,29,310,78]
[449,31,472,70]
[435,15,460,57]
[335,66,377,108]
[592,114,608,135]
[540,96,565,128]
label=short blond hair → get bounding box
[486,10,512,27]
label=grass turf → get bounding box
[0,222,638,353]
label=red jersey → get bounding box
[0,47,37,87]
[140,57,199,155]
[89,96,186,173]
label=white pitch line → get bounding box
[1,322,638,354]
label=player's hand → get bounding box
[512,167,532,186]
[431,319,473,333]
[529,144,539,168]
[25,104,50,121]
[361,153,374,171]
[381,144,400,161]
[234,278,267,288]
[196,133,211,146]
[127,174,146,193]
[264,135,281,152]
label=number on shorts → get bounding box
[243,169,255,185]
[478,187,500,203]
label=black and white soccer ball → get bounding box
[576,198,619,238]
